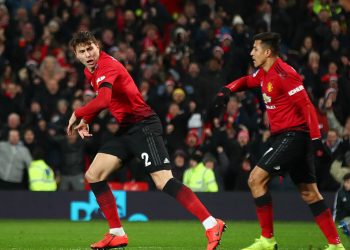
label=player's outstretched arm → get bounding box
[205,75,259,122]
[213,87,231,109]
[204,87,231,122]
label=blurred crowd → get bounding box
[0,0,349,192]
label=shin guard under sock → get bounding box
[90,181,122,228]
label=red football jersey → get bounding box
[226,58,321,139]
[82,51,154,126]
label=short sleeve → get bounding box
[280,72,308,101]
[96,61,119,88]
[248,69,263,88]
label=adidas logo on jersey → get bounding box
[163,158,170,164]
[273,166,281,171]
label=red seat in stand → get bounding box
[108,182,124,190]
[123,181,149,191]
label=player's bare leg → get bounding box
[87,153,128,249]
[297,183,344,249]
[242,166,277,250]
[151,170,227,250]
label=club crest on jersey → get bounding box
[262,93,271,104]
[267,82,273,92]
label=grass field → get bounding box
[0,220,349,250]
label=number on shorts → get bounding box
[141,152,151,167]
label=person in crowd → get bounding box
[316,129,346,191]
[183,153,219,192]
[22,128,38,155]
[0,129,32,190]
[28,147,57,191]
[331,151,350,185]
[0,112,21,140]
[52,131,86,191]
[334,173,350,221]
[202,152,225,192]
[171,149,188,181]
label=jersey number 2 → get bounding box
[141,152,151,167]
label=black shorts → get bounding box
[99,115,171,173]
[257,131,316,184]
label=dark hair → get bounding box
[253,32,281,56]
[69,31,99,51]
[32,147,45,160]
[190,152,202,163]
[343,173,350,181]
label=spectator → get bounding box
[233,129,255,191]
[38,55,65,83]
[202,152,225,191]
[316,129,345,191]
[171,149,188,181]
[52,132,86,191]
[172,87,187,111]
[222,96,254,132]
[331,151,350,184]
[1,82,26,116]
[201,57,226,109]
[299,36,316,66]
[24,100,46,128]
[28,147,57,191]
[321,61,339,89]
[50,99,70,134]
[322,36,342,66]
[164,102,190,154]
[183,153,218,192]
[323,88,345,133]
[22,128,38,155]
[0,112,21,140]
[11,22,36,70]
[183,130,201,157]
[181,62,207,110]
[334,173,350,221]
[300,51,325,100]
[0,129,32,189]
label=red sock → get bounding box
[315,209,341,244]
[176,185,211,222]
[256,203,274,238]
[91,181,122,229]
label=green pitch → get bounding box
[0,220,349,249]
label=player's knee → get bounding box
[248,175,260,189]
[85,170,101,183]
[151,170,173,190]
[300,190,320,203]
[155,182,165,191]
